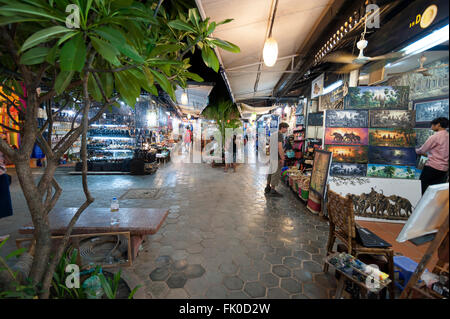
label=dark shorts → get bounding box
[0,174,13,218]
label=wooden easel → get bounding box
[400,213,449,299]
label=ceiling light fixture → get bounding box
[181,89,188,105]
[263,0,279,67]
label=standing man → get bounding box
[265,122,289,197]
[416,117,449,194]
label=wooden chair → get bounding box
[323,188,396,298]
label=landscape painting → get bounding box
[307,112,324,126]
[369,128,416,147]
[309,150,332,198]
[330,163,367,177]
[325,127,368,145]
[369,110,415,128]
[325,110,368,128]
[344,86,409,109]
[319,84,345,111]
[414,98,449,124]
[415,128,434,147]
[325,145,368,164]
[368,146,417,166]
[367,164,421,180]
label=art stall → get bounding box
[321,86,424,223]
[0,86,21,149]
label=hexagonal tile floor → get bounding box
[4,160,336,299]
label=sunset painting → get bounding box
[369,128,416,147]
[325,128,368,145]
[325,145,368,164]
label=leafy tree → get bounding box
[201,99,240,145]
[383,165,396,178]
[0,0,239,298]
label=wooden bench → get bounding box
[18,207,169,264]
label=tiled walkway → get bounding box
[1,160,336,299]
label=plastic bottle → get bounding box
[110,197,119,225]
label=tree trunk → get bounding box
[13,159,51,285]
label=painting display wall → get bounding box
[344,86,409,109]
[323,85,420,182]
[415,128,434,147]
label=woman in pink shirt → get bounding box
[416,117,449,194]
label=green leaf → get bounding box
[206,22,216,36]
[188,8,200,29]
[149,44,182,57]
[20,26,73,52]
[60,33,86,72]
[100,72,114,98]
[19,47,49,65]
[90,36,121,66]
[150,69,174,100]
[93,26,126,47]
[128,285,142,299]
[88,73,102,102]
[142,66,154,87]
[209,39,240,53]
[167,19,196,33]
[185,72,204,83]
[0,237,9,249]
[0,3,66,23]
[54,71,74,94]
[98,274,114,299]
[0,16,45,26]
[114,71,139,106]
[46,44,59,65]
[56,31,78,46]
[5,248,26,260]
[217,18,233,26]
[201,45,219,72]
[117,42,144,63]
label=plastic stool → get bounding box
[393,256,419,291]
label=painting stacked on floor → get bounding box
[325,86,421,180]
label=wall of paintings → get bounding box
[324,86,421,180]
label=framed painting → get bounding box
[368,128,416,147]
[325,127,368,145]
[344,86,409,109]
[325,110,369,128]
[325,145,369,164]
[330,163,367,177]
[368,146,417,166]
[369,110,415,128]
[319,84,345,111]
[414,97,449,127]
[309,150,332,198]
[307,112,324,126]
[415,128,434,147]
[296,115,305,125]
[367,164,420,179]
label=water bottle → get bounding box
[110,197,119,226]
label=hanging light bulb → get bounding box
[263,37,278,67]
[181,91,188,105]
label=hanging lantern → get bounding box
[181,92,188,105]
[263,37,278,67]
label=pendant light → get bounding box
[181,88,188,105]
[263,0,279,67]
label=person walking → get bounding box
[0,135,13,242]
[224,135,237,173]
[416,117,449,194]
[265,122,289,197]
[184,127,192,152]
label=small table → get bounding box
[19,207,169,263]
[325,253,392,299]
